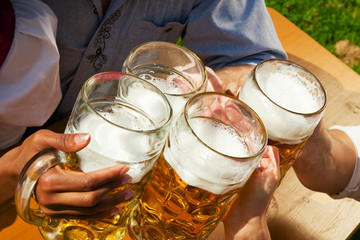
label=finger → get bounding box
[209,97,226,119]
[37,164,130,193]
[25,129,90,153]
[38,174,132,207]
[49,207,120,220]
[206,66,225,92]
[41,189,135,218]
[260,146,280,171]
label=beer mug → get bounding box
[123,41,207,117]
[238,59,327,180]
[15,72,172,240]
[128,92,268,239]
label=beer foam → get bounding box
[239,69,324,144]
[259,70,322,113]
[164,117,260,195]
[190,118,250,157]
[139,73,188,117]
[124,83,170,128]
[139,74,184,95]
[66,111,157,183]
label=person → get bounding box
[1,0,284,237]
[293,121,360,201]
[223,145,280,240]
[0,0,134,219]
[1,130,134,219]
[38,0,287,127]
[3,128,280,238]
[0,0,61,151]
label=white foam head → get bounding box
[139,73,189,117]
[164,117,261,195]
[65,110,158,183]
[239,63,325,144]
[123,81,171,128]
[139,73,184,95]
[259,65,323,113]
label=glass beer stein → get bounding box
[122,41,207,117]
[239,59,327,180]
[15,72,172,240]
[128,92,268,240]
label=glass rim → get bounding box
[82,71,173,133]
[253,58,328,116]
[123,41,208,97]
[184,92,268,160]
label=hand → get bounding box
[206,67,226,93]
[35,164,134,220]
[206,65,254,96]
[223,146,280,240]
[3,129,134,218]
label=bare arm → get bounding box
[223,146,280,240]
[0,148,23,205]
[293,122,356,194]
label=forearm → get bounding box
[0,147,23,205]
[293,124,356,194]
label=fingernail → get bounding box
[119,166,130,176]
[122,175,133,185]
[109,207,120,216]
[74,133,90,144]
[125,189,135,200]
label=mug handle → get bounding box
[15,148,61,226]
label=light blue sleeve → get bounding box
[182,0,287,70]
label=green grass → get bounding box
[265,0,360,74]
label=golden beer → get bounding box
[128,154,239,240]
[15,73,172,240]
[37,153,152,240]
[128,92,267,240]
[239,59,327,180]
[268,138,308,180]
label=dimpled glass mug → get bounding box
[238,59,327,181]
[15,72,172,240]
[123,41,207,118]
[128,92,268,240]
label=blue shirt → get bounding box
[42,0,287,121]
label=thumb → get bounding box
[205,66,225,92]
[26,129,90,153]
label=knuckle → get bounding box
[38,173,56,191]
[38,207,51,216]
[29,129,48,144]
[36,196,52,207]
[82,192,100,207]
[80,177,94,191]
[36,194,52,207]
[56,134,72,150]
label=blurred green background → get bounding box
[265,0,360,74]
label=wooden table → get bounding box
[1,8,360,240]
[266,8,360,240]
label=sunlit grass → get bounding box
[266,0,360,74]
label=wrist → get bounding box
[224,213,270,240]
[0,147,23,204]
